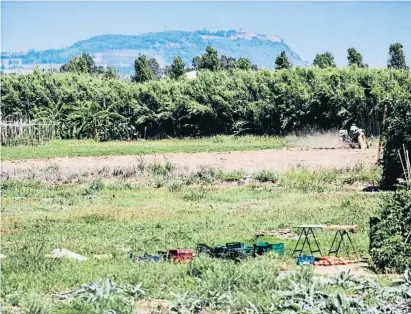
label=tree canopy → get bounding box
[197,46,221,71]
[169,56,185,79]
[274,51,292,70]
[387,43,409,70]
[132,55,155,83]
[313,52,337,68]
[347,48,366,68]
[148,58,162,79]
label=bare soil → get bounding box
[313,262,376,277]
[1,147,378,174]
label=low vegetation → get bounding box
[370,189,411,274]
[0,136,285,160]
[1,161,395,312]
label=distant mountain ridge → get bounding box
[1,29,308,74]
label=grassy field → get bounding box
[1,163,395,313]
[0,136,286,160]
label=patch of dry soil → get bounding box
[1,148,378,175]
[313,262,376,277]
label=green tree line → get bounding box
[54,42,408,82]
[1,67,410,142]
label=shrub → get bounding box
[370,189,411,273]
[218,170,245,182]
[83,179,105,195]
[253,170,278,183]
[185,166,220,185]
[381,81,411,188]
[149,161,175,177]
[167,181,184,192]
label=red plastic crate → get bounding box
[168,249,194,263]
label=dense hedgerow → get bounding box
[370,190,411,273]
[380,86,411,187]
[1,68,410,141]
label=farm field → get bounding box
[0,134,380,161]
[0,172,383,312]
[0,136,286,161]
[3,136,407,313]
[1,1,410,310]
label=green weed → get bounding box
[253,170,279,183]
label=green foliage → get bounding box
[84,179,105,195]
[274,51,292,70]
[1,68,410,141]
[0,175,386,312]
[218,170,245,182]
[192,56,201,70]
[313,52,337,68]
[60,53,95,74]
[387,43,409,71]
[148,58,161,79]
[59,53,114,78]
[198,46,221,71]
[347,48,366,68]
[370,190,411,273]
[253,170,278,183]
[220,55,237,71]
[280,168,337,192]
[381,83,411,187]
[182,187,208,202]
[237,57,253,70]
[132,55,154,83]
[103,66,119,80]
[169,56,185,79]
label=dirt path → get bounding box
[1,147,378,174]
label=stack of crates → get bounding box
[196,241,284,259]
[225,242,253,259]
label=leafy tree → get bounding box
[60,53,96,74]
[192,56,201,70]
[148,58,161,79]
[275,51,292,70]
[237,57,253,70]
[162,65,171,76]
[60,54,118,77]
[347,48,366,68]
[387,43,409,70]
[59,63,70,73]
[313,52,337,68]
[220,55,237,71]
[168,56,185,79]
[198,46,221,71]
[103,66,118,80]
[132,55,154,83]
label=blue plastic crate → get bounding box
[296,255,315,266]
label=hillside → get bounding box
[0,30,307,74]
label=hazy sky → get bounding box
[2,1,410,67]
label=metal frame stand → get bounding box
[328,230,359,260]
[292,227,323,257]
